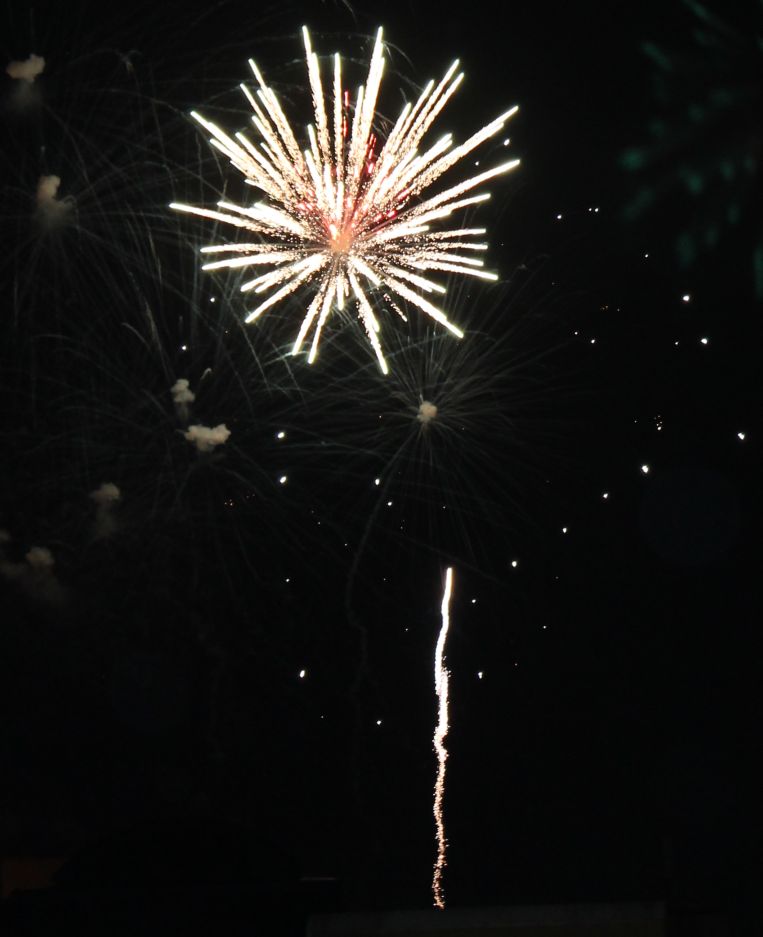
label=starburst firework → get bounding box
[171,27,519,372]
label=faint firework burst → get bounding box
[620,0,763,297]
[172,27,519,372]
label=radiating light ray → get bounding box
[171,28,519,371]
[433,565,453,910]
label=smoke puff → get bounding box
[171,378,195,406]
[417,400,438,424]
[6,54,45,83]
[25,546,55,570]
[36,175,73,225]
[90,482,121,505]
[36,175,62,205]
[184,424,231,453]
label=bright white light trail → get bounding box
[433,565,453,909]
[171,28,519,372]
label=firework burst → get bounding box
[171,27,519,372]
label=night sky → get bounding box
[0,0,759,930]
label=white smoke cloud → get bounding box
[89,482,121,539]
[0,544,66,606]
[36,174,74,226]
[184,424,231,453]
[6,54,45,83]
[171,378,195,422]
[25,546,55,569]
[89,482,121,506]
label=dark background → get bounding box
[0,0,759,930]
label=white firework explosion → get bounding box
[171,27,519,373]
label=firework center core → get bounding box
[329,223,354,254]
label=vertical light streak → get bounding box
[432,566,453,910]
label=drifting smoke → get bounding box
[6,54,45,83]
[89,482,121,539]
[25,546,54,569]
[184,424,231,453]
[417,400,439,425]
[36,175,73,226]
[171,378,195,423]
[0,543,65,606]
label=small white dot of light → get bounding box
[387,500,393,507]
[470,598,477,605]
[477,671,484,679]
[644,252,649,258]
[682,294,691,302]
[514,662,518,667]
[503,138,510,145]
[700,337,708,345]
[574,330,579,336]
[299,669,306,678]
[737,432,746,441]
[285,577,291,583]
[210,297,216,303]
[376,720,382,726]
[674,341,680,346]
[641,464,650,474]
[594,207,599,212]
[277,431,286,439]
[320,715,325,720]
[374,478,381,486]
[279,475,288,484]
[602,492,609,499]
[542,625,548,630]
[180,344,187,351]
[557,213,563,220]
[474,160,480,166]
[404,627,409,632]
[511,560,518,568]
[590,338,596,344]
[562,527,568,533]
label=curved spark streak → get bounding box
[171,28,519,371]
[433,566,453,910]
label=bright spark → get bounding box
[171,29,519,372]
[433,566,453,910]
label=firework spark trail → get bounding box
[433,566,453,909]
[171,29,519,372]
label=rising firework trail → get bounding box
[433,566,453,909]
[171,28,519,372]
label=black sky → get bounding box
[0,0,759,928]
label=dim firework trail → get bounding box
[433,566,453,909]
[171,28,519,372]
